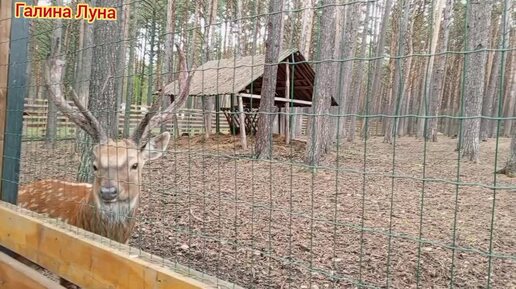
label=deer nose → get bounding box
[100,186,118,201]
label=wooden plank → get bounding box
[0,202,241,289]
[0,251,66,289]
[239,93,313,106]
[0,0,12,193]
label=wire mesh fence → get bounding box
[1,0,515,288]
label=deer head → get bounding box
[44,44,192,217]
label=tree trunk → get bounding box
[501,36,515,136]
[427,0,453,141]
[123,0,137,138]
[116,0,130,112]
[299,0,315,59]
[384,0,409,144]
[304,0,336,166]
[162,0,179,137]
[254,0,284,159]
[146,14,157,106]
[293,0,315,141]
[333,3,360,141]
[459,0,492,162]
[235,0,245,58]
[77,0,121,182]
[362,0,393,139]
[45,0,63,149]
[45,98,58,148]
[490,3,512,138]
[480,31,501,141]
[497,131,516,177]
[346,1,371,143]
[202,0,219,139]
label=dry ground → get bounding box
[19,134,515,289]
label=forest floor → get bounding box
[20,134,515,289]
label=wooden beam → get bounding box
[239,93,313,106]
[0,0,12,194]
[237,94,247,149]
[284,63,291,144]
[277,85,312,90]
[0,202,242,289]
[0,251,66,289]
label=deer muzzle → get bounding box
[100,186,118,202]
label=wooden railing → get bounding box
[22,99,231,139]
[22,99,383,140]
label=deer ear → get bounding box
[140,132,171,161]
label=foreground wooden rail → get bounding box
[0,251,65,288]
[0,201,243,289]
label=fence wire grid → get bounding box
[1,0,515,288]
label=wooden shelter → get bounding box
[163,49,338,144]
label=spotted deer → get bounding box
[13,46,191,288]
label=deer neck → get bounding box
[76,190,139,243]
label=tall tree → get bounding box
[162,0,181,137]
[299,0,315,59]
[502,37,514,136]
[362,0,393,139]
[123,0,138,137]
[304,0,336,166]
[44,0,63,149]
[75,5,94,149]
[254,0,284,159]
[333,2,360,141]
[146,10,158,106]
[202,0,219,139]
[77,0,122,182]
[426,0,453,141]
[234,0,245,58]
[459,0,492,162]
[116,0,131,108]
[480,25,501,141]
[486,1,512,139]
[346,2,371,142]
[383,0,410,144]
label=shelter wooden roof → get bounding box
[163,48,338,108]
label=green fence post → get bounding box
[1,3,29,204]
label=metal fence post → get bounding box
[1,1,29,204]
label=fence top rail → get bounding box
[0,201,244,289]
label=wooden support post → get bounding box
[1,0,29,203]
[230,94,236,135]
[237,94,247,149]
[284,63,291,144]
[215,94,220,134]
[0,0,12,195]
[0,251,66,289]
[0,201,242,289]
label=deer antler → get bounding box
[130,90,165,144]
[45,57,108,143]
[132,44,192,146]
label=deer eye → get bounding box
[92,164,98,171]
[131,163,139,170]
